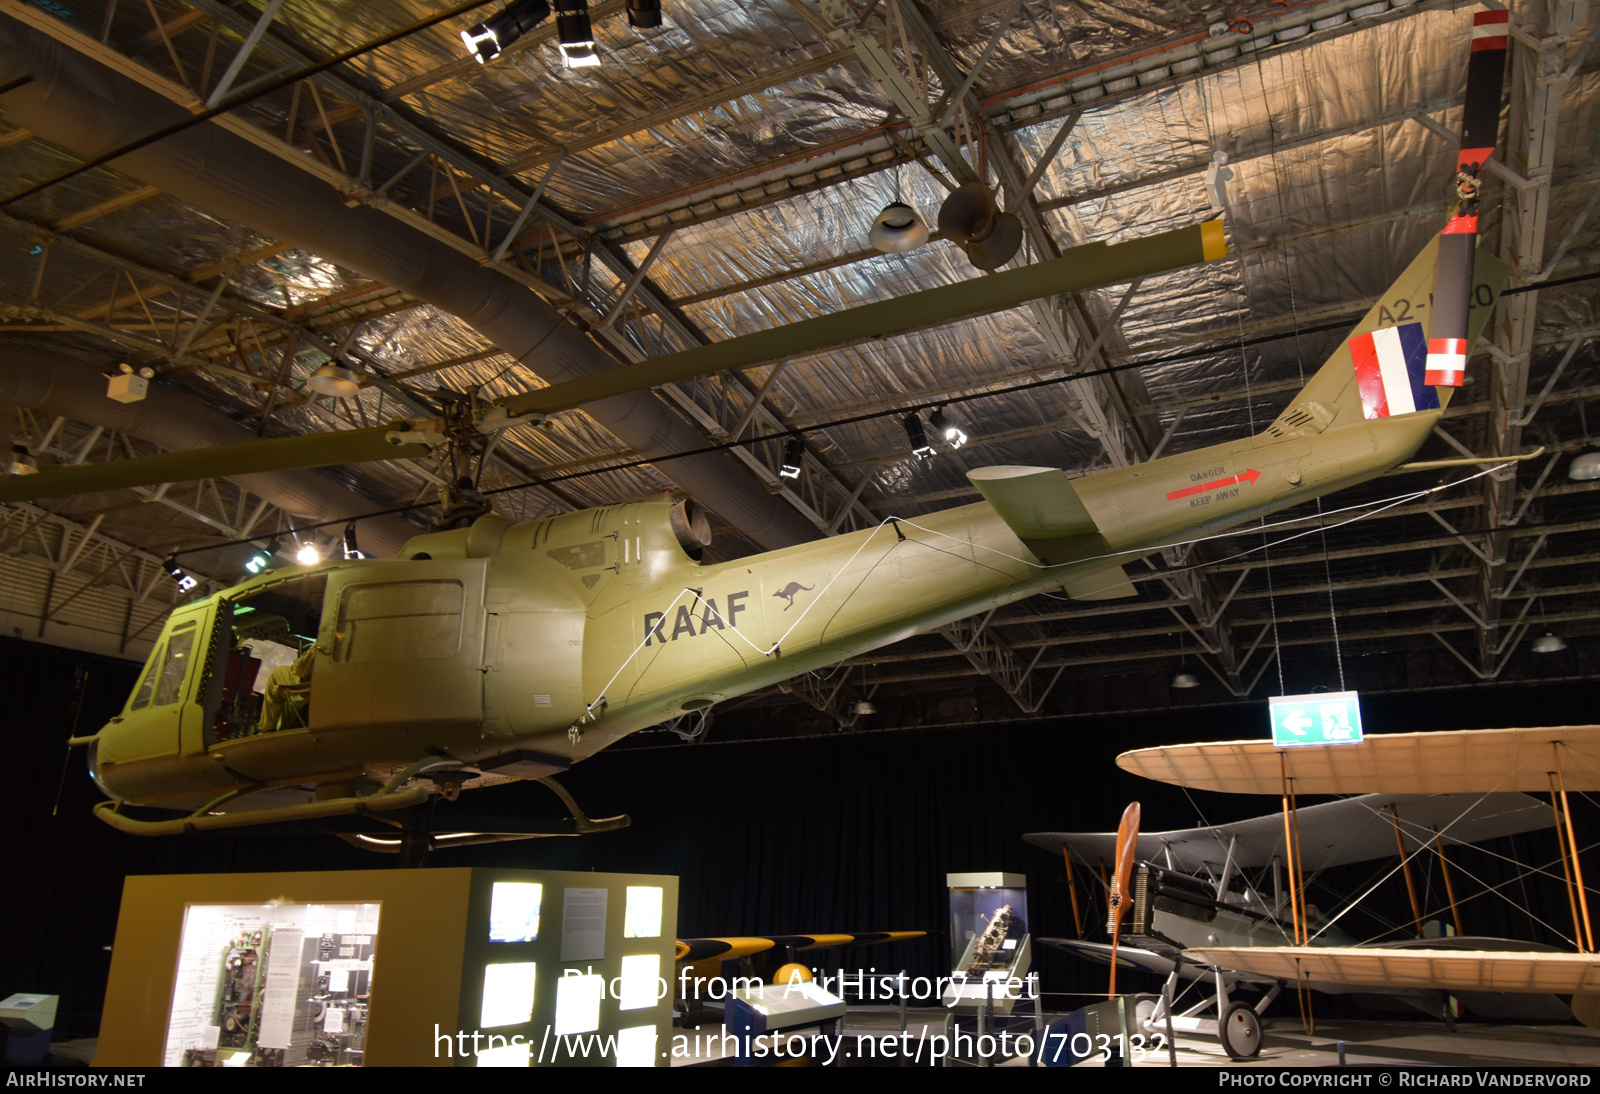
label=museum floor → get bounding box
[26,1016,1600,1068]
[670,1009,1600,1067]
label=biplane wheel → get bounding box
[1220,1001,1262,1060]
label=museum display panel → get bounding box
[164,901,380,1066]
[97,867,678,1067]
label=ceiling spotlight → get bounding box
[7,445,36,475]
[308,361,360,398]
[780,437,804,480]
[868,202,929,254]
[1569,452,1600,481]
[243,543,275,575]
[1171,672,1200,689]
[626,0,663,28]
[1533,631,1568,654]
[853,700,876,716]
[296,542,321,566]
[903,413,935,461]
[164,557,198,593]
[342,524,365,560]
[461,0,551,63]
[929,407,966,449]
[556,0,601,66]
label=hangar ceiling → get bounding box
[0,0,1595,741]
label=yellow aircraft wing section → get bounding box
[1188,946,1600,995]
[675,931,926,965]
[1117,725,1600,795]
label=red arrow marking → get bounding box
[1166,467,1260,502]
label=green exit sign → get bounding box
[1269,691,1363,748]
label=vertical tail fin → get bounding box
[1261,237,1511,442]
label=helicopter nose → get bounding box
[86,737,114,799]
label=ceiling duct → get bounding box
[0,15,818,551]
[0,348,421,557]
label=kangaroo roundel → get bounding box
[773,581,814,611]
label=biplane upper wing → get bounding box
[1024,792,1551,875]
[1117,726,1600,795]
[1188,945,1600,996]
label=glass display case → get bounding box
[943,872,1033,1015]
[164,902,380,1067]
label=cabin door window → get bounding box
[333,580,464,663]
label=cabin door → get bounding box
[312,559,487,733]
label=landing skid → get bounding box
[92,773,629,865]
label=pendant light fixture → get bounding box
[1172,633,1200,688]
[867,165,929,254]
[1532,596,1567,653]
[308,360,360,398]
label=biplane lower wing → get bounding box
[1188,945,1600,995]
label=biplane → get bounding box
[1028,726,1600,1059]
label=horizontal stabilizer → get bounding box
[968,466,1098,540]
[1059,560,1137,600]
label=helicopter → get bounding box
[41,18,1529,848]
[58,222,1520,851]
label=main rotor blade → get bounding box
[498,220,1227,420]
[0,222,1223,506]
[0,425,437,504]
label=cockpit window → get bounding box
[154,628,196,707]
[130,623,197,711]
[130,643,163,711]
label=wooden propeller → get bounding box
[1108,800,1141,998]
